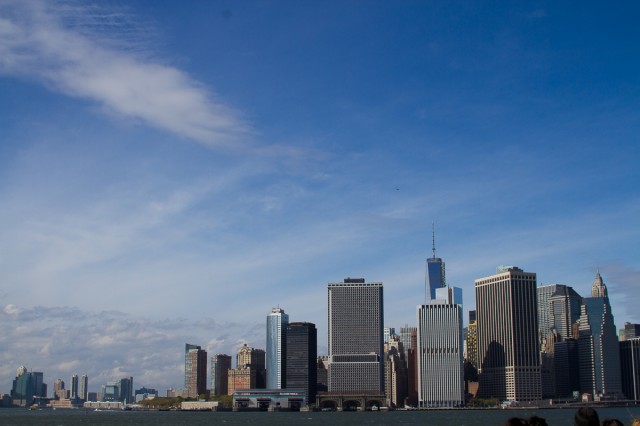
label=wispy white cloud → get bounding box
[0,0,250,148]
[0,304,263,394]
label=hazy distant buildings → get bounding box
[577,272,622,399]
[135,387,158,402]
[11,367,46,406]
[119,377,134,404]
[185,344,207,398]
[53,378,66,400]
[285,322,317,404]
[101,382,119,401]
[475,266,541,401]
[266,307,289,389]
[211,354,232,396]
[327,278,384,392]
[417,287,464,407]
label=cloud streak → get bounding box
[0,0,250,148]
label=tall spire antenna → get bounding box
[432,221,436,259]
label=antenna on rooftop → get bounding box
[432,222,436,259]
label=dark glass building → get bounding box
[285,322,317,405]
[620,338,640,400]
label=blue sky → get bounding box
[1,0,639,393]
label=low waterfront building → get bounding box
[232,389,307,411]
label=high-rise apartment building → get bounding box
[210,354,231,396]
[577,272,622,399]
[185,343,207,398]
[80,375,88,401]
[70,374,79,400]
[475,266,541,401]
[266,307,289,389]
[425,225,445,302]
[285,322,318,405]
[417,286,464,407]
[327,278,383,393]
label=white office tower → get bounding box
[328,278,384,392]
[417,286,464,407]
[266,307,289,389]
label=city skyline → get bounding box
[1,1,639,394]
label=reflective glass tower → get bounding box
[267,307,289,389]
[425,224,445,302]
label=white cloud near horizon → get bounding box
[0,304,264,394]
[0,0,250,148]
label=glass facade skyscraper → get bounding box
[425,225,445,302]
[266,307,289,389]
[285,322,317,405]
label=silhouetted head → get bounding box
[574,407,600,426]
[601,419,624,426]
[504,417,528,426]
[528,415,548,426]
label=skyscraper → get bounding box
[620,338,640,400]
[285,322,317,405]
[80,375,88,401]
[400,326,418,405]
[70,374,79,400]
[327,278,384,393]
[185,343,207,398]
[417,286,464,407]
[211,354,231,396]
[475,266,541,401]
[119,377,133,404]
[11,367,46,406]
[577,272,622,399]
[266,307,289,389]
[538,284,582,344]
[425,224,445,302]
[228,344,266,394]
[384,336,408,408]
